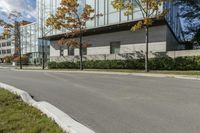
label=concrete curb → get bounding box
[130,73,200,80]
[0,66,13,69]
[0,82,95,133]
[14,69,200,81]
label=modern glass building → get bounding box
[20,23,39,64]
[20,23,38,55]
[34,0,184,62]
[20,22,50,65]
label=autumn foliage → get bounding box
[46,0,95,69]
[112,0,168,31]
[57,38,91,48]
[2,55,28,64]
[3,56,14,63]
[13,55,28,64]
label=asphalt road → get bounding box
[0,68,200,133]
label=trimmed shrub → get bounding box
[195,56,200,70]
[149,57,174,70]
[174,56,198,70]
[84,60,110,69]
[56,62,67,69]
[48,56,200,70]
[109,60,126,69]
[134,59,145,69]
[48,62,57,69]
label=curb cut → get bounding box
[0,82,95,133]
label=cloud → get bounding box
[0,0,36,21]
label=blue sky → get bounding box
[0,0,36,33]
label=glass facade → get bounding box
[36,0,146,35]
[85,0,144,28]
[165,2,184,42]
[20,22,50,65]
[37,0,66,38]
[83,0,163,29]
[36,0,184,38]
[20,23,38,55]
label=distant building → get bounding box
[0,35,14,63]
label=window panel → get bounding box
[82,48,87,55]
[98,0,105,26]
[7,49,11,54]
[110,41,120,54]
[60,47,64,56]
[68,47,75,56]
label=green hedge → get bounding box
[48,61,79,69]
[48,56,200,70]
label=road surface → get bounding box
[0,68,200,133]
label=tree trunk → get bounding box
[145,26,149,72]
[16,21,22,69]
[42,39,45,70]
[79,33,83,70]
[19,34,22,69]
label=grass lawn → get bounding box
[0,88,64,133]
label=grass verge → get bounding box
[0,88,64,133]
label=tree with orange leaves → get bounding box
[112,0,169,72]
[46,0,95,70]
[13,55,29,65]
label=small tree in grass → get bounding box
[112,0,169,72]
[46,0,96,70]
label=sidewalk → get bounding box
[14,68,200,81]
[14,65,47,70]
